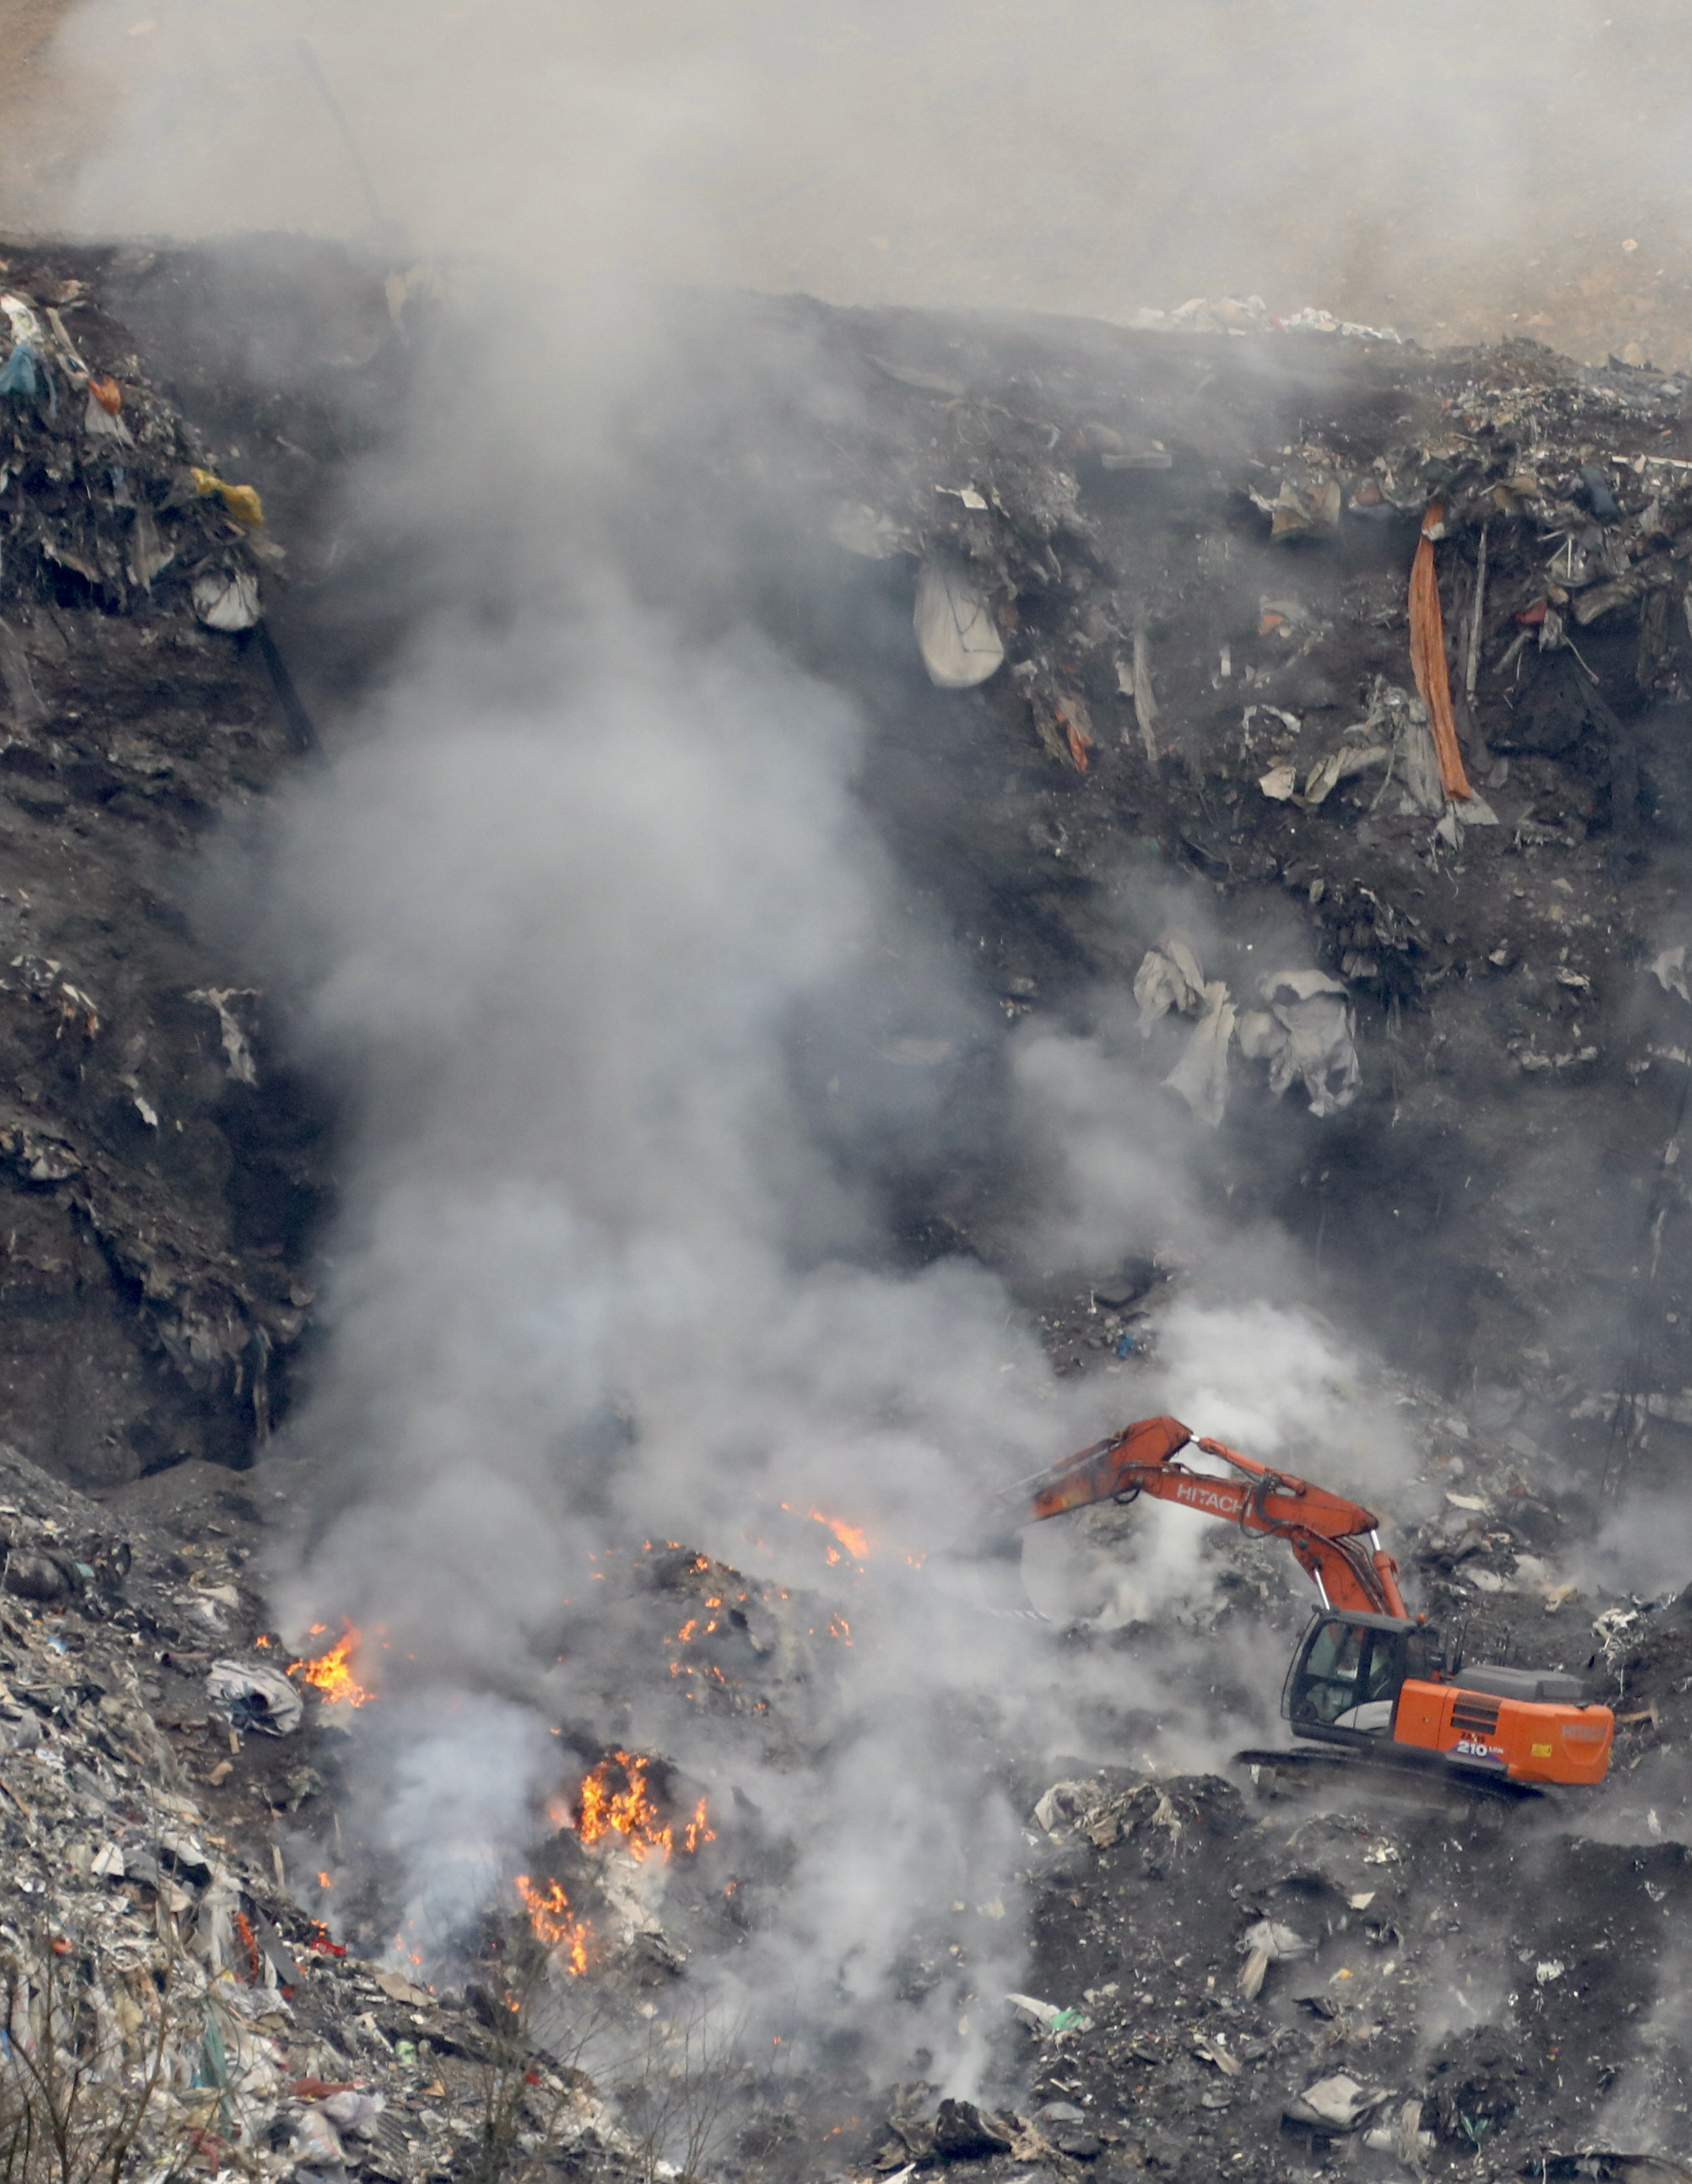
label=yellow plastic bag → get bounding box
[190,467,264,530]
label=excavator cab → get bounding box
[1284,1612,1443,1742]
[1284,1610,1613,1786]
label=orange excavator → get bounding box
[1013,1415,1612,1791]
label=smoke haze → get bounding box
[7,0,1692,360]
[7,0,1664,2106]
[187,248,1413,2069]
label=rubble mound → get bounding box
[0,239,385,1483]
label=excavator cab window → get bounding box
[1287,1617,1410,1735]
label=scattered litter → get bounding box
[1237,969,1360,1116]
[1363,2100,1434,2169]
[188,987,260,1086]
[1236,1918,1315,1999]
[1259,761,1298,801]
[1131,627,1159,759]
[1007,1991,1094,2035]
[1134,940,1207,1032]
[1652,945,1691,1005]
[1192,2031,1243,2076]
[1285,2074,1391,2133]
[1134,939,1236,1124]
[191,567,262,632]
[1032,682,1096,772]
[1032,1779,1109,1834]
[933,2099,1014,2159]
[1594,1607,1641,1666]
[1304,736,1393,807]
[1163,976,1236,1129]
[1407,503,1474,801]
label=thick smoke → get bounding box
[249,523,1139,2058]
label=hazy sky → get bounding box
[5,0,1692,358]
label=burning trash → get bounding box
[514,1876,591,1976]
[558,1749,714,1864]
[779,1502,873,1567]
[519,1751,716,1973]
[288,1622,374,1707]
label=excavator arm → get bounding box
[1013,1415,1407,1619]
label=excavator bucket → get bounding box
[1019,1415,1192,1521]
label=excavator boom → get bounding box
[1016,1414,1406,1618]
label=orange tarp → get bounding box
[1408,501,1473,801]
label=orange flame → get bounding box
[288,1623,372,1707]
[781,1504,871,1562]
[554,1750,715,1864]
[514,1876,590,1975]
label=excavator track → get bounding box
[1232,1744,1544,1804]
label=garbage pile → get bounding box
[832,1387,1690,2184]
[681,295,1692,1423]
[0,241,364,1488]
[1,235,1691,2184]
[0,273,268,632]
[0,1440,660,2183]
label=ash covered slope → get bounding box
[5,241,1692,1490]
[0,237,393,1483]
[622,294,1692,1464]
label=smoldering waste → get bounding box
[3,239,1692,2182]
[0,1445,649,2183]
[0,1377,1683,2184]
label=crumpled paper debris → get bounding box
[1285,2072,1391,2133]
[1238,969,1361,1118]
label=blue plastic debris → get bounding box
[1579,465,1621,522]
[0,345,39,400]
[1115,1331,1139,1358]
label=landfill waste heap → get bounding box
[0,237,1691,2181]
